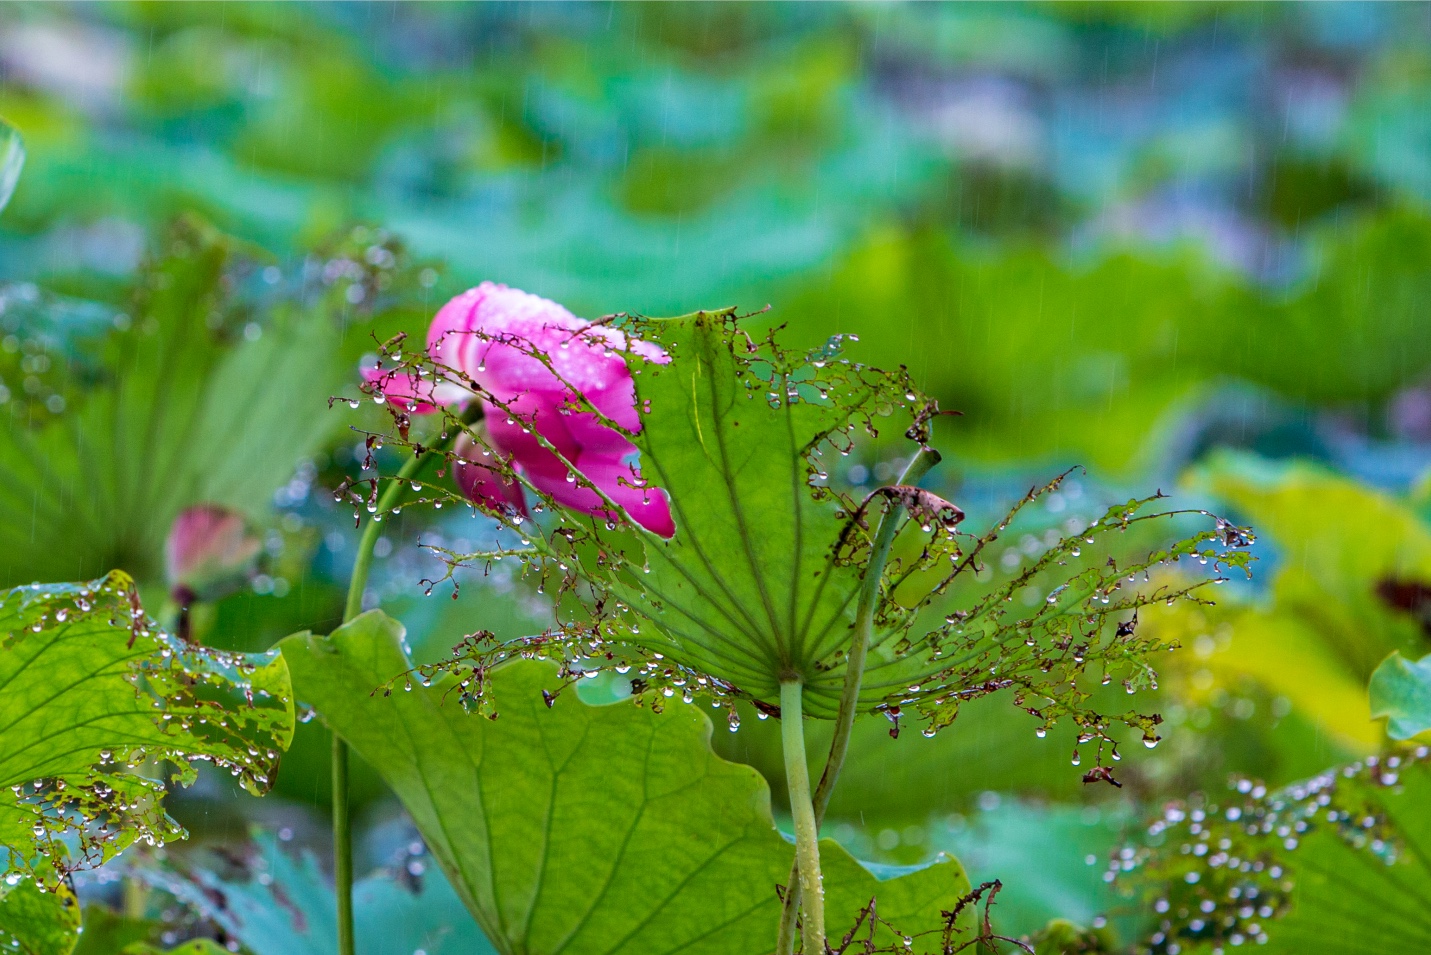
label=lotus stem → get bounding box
[776,447,941,953]
[331,735,355,955]
[335,409,478,955]
[780,678,826,954]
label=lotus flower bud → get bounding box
[165,504,262,605]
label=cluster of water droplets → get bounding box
[1122,748,1427,954]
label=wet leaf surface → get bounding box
[0,573,294,895]
[1128,752,1431,954]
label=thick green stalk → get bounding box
[775,447,941,953]
[780,679,825,954]
[335,422,469,955]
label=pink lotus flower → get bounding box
[368,283,674,537]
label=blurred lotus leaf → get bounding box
[1370,651,1431,741]
[1144,452,1431,755]
[140,831,491,955]
[785,210,1431,473]
[0,118,21,215]
[0,219,342,588]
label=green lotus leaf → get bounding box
[0,878,79,955]
[390,311,1246,751]
[280,610,976,954]
[0,572,294,898]
[600,311,925,716]
[1370,651,1431,741]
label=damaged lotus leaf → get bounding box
[363,309,1251,750]
[0,572,294,897]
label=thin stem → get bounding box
[332,735,354,955]
[334,413,475,955]
[781,678,825,955]
[776,447,941,952]
[343,447,434,622]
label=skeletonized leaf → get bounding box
[280,611,975,955]
[381,311,1246,761]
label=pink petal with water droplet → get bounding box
[452,431,526,515]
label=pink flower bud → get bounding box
[165,504,262,604]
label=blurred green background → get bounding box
[4,2,1431,949]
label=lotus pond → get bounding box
[3,4,1431,954]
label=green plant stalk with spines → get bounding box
[776,446,941,954]
[781,678,826,954]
